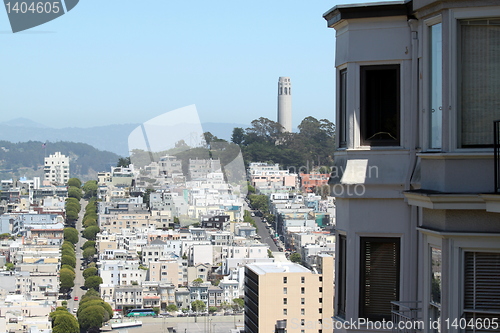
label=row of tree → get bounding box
[81,200,103,292]
[59,238,78,293]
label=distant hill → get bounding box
[0,119,247,156]
[0,141,120,182]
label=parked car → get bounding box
[74,296,79,301]
[73,308,77,313]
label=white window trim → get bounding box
[448,235,500,323]
[353,60,406,150]
[354,232,404,321]
[421,15,442,152]
[449,7,500,152]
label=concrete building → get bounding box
[43,152,69,185]
[244,255,333,333]
[277,77,292,132]
[323,1,500,332]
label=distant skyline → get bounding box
[1,0,389,130]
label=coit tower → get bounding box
[277,77,292,132]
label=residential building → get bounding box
[43,152,69,185]
[244,255,333,333]
[323,1,500,332]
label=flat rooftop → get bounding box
[246,262,311,275]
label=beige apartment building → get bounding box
[244,255,333,333]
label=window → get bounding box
[283,308,287,315]
[301,287,305,294]
[359,237,400,321]
[430,247,441,332]
[459,19,500,147]
[336,235,346,318]
[301,276,305,283]
[429,23,442,149]
[301,298,305,305]
[283,287,287,294]
[283,298,287,305]
[301,308,305,315]
[360,65,400,146]
[319,308,322,314]
[283,277,287,284]
[463,252,500,326]
[319,298,322,303]
[319,287,322,292]
[339,69,347,148]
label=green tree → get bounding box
[231,127,245,145]
[82,240,96,250]
[61,255,76,268]
[116,157,131,168]
[63,228,79,244]
[83,267,98,279]
[232,298,244,311]
[51,310,80,333]
[166,304,178,312]
[77,305,106,333]
[65,202,81,213]
[152,307,160,315]
[83,247,96,260]
[290,252,301,263]
[5,262,14,270]
[61,248,76,258]
[84,275,103,291]
[61,242,74,252]
[68,186,82,200]
[61,264,74,272]
[59,268,75,291]
[208,306,217,314]
[191,300,206,313]
[192,278,203,285]
[83,218,98,228]
[67,178,82,188]
[83,180,98,199]
[66,209,79,221]
[83,226,100,241]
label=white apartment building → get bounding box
[43,152,69,185]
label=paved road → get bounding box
[242,199,278,252]
[67,199,88,312]
[253,214,278,252]
[112,315,244,333]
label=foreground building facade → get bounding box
[324,1,500,332]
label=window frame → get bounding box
[359,64,401,147]
[338,68,348,148]
[359,236,401,321]
[448,7,500,152]
[337,234,347,319]
[422,15,443,151]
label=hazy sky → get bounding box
[1,0,385,129]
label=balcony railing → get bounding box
[391,301,422,333]
[494,120,500,193]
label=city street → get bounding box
[112,315,244,333]
[67,199,88,312]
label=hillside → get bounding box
[0,118,247,156]
[0,141,119,182]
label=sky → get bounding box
[0,0,385,129]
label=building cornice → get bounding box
[323,1,411,28]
